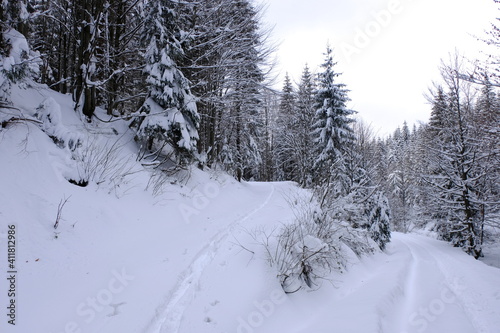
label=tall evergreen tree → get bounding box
[473,76,500,244]
[279,72,295,115]
[274,66,317,185]
[216,0,265,181]
[179,0,269,179]
[311,45,355,186]
[427,85,449,137]
[182,0,232,166]
[366,191,392,250]
[295,64,316,186]
[259,88,279,181]
[387,122,417,232]
[275,72,297,180]
[134,0,199,165]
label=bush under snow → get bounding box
[34,97,82,151]
[260,197,379,293]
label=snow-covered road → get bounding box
[270,232,500,333]
[381,233,499,333]
[167,229,500,333]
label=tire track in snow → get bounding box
[398,241,421,331]
[405,237,484,333]
[144,184,276,333]
[375,239,417,333]
[381,235,477,333]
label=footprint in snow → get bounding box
[107,302,126,317]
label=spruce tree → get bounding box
[367,191,392,250]
[427,85,449,138]
[296,65,316,186]
[275,72,297,180]
[311,45,355,186]
[279,72,295,115]
[217,0,265,181]
[387,122,416,232]
[135,0,200,165]
[473,76,500,245]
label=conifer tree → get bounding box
[0,2,39,105]
[295,65,316,186]
[275,72,297,180]
[387,122,416,232]
[216,0,265,181]
[427,85,449,137]
[279,72,295,115]
[135,0,200,165]
[473,76,500,244]
[311,45,355,186]
[367,191,392,250]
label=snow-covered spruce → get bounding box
[366,191,392,251]
[0,27,40,117]
[311,45,355,184]
[132,0,199,167]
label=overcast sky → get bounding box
[259,0,498,137]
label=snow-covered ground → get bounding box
[1,84,499,333]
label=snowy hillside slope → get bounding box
[0,83,311,333]
[0,84,499,333]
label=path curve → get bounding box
[144,184,276,333]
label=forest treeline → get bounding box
[0,0,498,258]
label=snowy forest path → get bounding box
[289,232,500,333]
[399,234,500,333]
[381,233,477,333]
[144,183,276,333]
